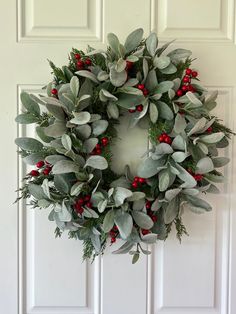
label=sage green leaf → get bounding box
[112,241,134,254]
[44,121,67,138]
[124,28,144,53]
[70,182,84,196]
[45,155,68,165]
[155,143,173,155]
[146,32,158,56]
[188,117,207,136]
[97,71,109,81]
[54,174,70,194]
[154,56,170,69]
[57,202,72,222]
[114,211,133,239]
[119,86,143,95]
[165,188,181,201]
[20,92,40,116]
[23,153,45,165]
[76,124,91,139]
[63,65,74,81]
[36,126,54,143]
[107,103,119,119]
[205,173,224,183]
[98,199,108,213]
[186,91,202,106]
[28,183,48,200]
[115,58,126,72]
[115,93,144,109]
[200,132,225,144]
[127,191,145,202]
[15,137,43,152]
[141,233,157,244]
[38,199,51,208]
[85,155,108,170]
[110,67,127,87]
[46,103,65,120]
[92,120,108,136]
[186,195,212,212]
[61,134,72,151]
[70,76,80,97]
[159,169,170,192]
[171,135,186,151]
[206,184,220,194]
[103,210,115,233]
[70,112,91,125]
[160,63,177,74]
[155,81,174,94]
[196,157,214,174]
[138,156,164,178]
[149,102,158,123]
[15,113,39,124]
[145,69,158,91]
[212,157,230,168]
[99,89,118,102]
[151,198,161,211]
[133,199,145,211]
[113,187,133,206]
[132,253,140,264]
[164,197,179,223]
[167,48,192,61]
[76,70,99,83]
[107,32,120,55]
[52,160,79,174]
[172,152,188,163]
[84,138,98,153]
[175,164,197,188]
[182,188,199,196]
[157,101,174,120]
[174,113,186,133]
[132,211,154,229]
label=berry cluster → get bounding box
[146,200,158,222]
[187,169,203,182]
[73,195,92,215]
[74,53,92,70]
[176,68,198,97]
[29,160,52,177]
[158,133,172,144]
[109,225,119,244]
[137,83,149,96]
[131,176,146,189]
[129,104,143,113]
[91,137,109,155]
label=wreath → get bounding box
[15,28,234,263]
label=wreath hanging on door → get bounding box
[15,29,234,263]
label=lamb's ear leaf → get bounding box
[114,211,133,239]
[15,137,43,152]
[124,28,144,53]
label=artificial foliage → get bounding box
[15,29,234,263]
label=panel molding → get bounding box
[151,0,236,43]
[17,0,104,42]
[147,87,234,314]
[17,85,101,314]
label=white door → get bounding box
[1,1,235,314]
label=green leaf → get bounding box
[154,143,173,155]
[155,81,174,94]
[171,135,186,151]
[127,191,145,202]
[212,157,230,168]
[160,63,177,74]
[167,48,192,61]
[157,101,174,120]
[196,157,214,174]
[15,137,43,152]
[112,241,134,254]
[132,211,154,229]
[107,103,119,119]
[132,252,140,264]
[84,138,98,153]
[70,111,91,125]
[145,69,158,91]
[200,132,225,144]
[75,70,99,83]
[138,156,165,178]
[54,174,70,194]
[114,211,133,239]
[52,160,79,174]
[186,91,202,107]
[15,113,39,124]
[186,195,212,212]
[165,188,181,201]
[113,187,133,206]
[44,121,66,138]
[70,182,84,196]
[159,169,170,192]
[164,197,179,223]
[28,183,48,200]
[70,76,80,97]
[107,32,120,55]
[153,56,170,69]
[149,102,158,123]
[61,134,72,151]
[115,93,144,109]
[146,32,158,56]
[141,233,157,244]
[85,155,108,170]
[99,89,118,102]
[172,152,188,163]
[45,155,68,165]
[188,117,207,136]
[124,28,144,53]
[110,67,127,87]
[23,153,45,165]
[57,202,72,222]
[175,164,197,188]
[20,92,40,116]
[174,113,186,133]
[36,126,54,143]
[46,103,65,121]
[92,120,108,136]
[103,210,115,233]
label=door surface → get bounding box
[1,1,236,314]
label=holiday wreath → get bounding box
[15,29,234,263]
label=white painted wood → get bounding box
[0,1,236,314]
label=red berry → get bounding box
[185,68,192,75]
[74,53,81,60]
[183,76,190,83]
[43,168,51,175]
[143,89,149,96]
[136,104,143,112]
[162,133,168,138]
[84,195,91,202]
[111,237,116,243]
[176,89,183,97]
[51,88,58,95]
[194,174,203,182]
[77,198,84,205]
[151,215,158,222]
[134,176,139,182]
[113,225,118,231]
[141,229,150,235]
[74,204,84,214]
[129,108,136,113]
[146,201,151,209]
[132,181,138,189]
[30,170,39,177]
[86,201,92,208]
[158,135,164,142]
[96,148,102,155]
[36,160,44,168]
[85,58,92,66]
[101,137,109,146]
[181,85,188,92]
[96,143,101,149]
[138,177,146,184]
[207,126,213,133]
[188,85,196,93]
[77,60,84,69]
[137,84,145,90]
[192,71,198,78]
[126,61,133,70]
